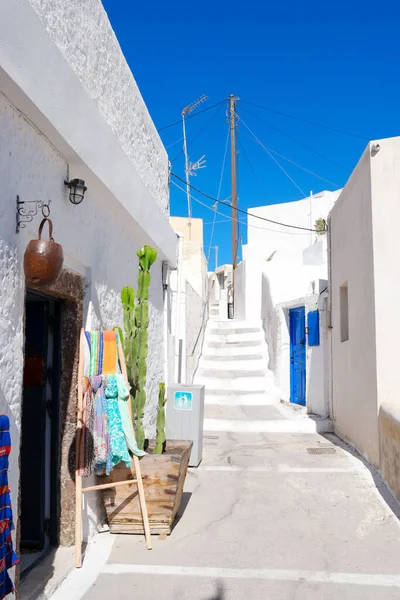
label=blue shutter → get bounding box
[307,310,320,346]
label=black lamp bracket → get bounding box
[16,196,51,233]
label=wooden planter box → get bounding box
[101,440,193,535]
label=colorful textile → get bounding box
[104,376,131,474]
[0,416,18,600]
[79,377,94,477]
[102,331,117,375]
[116,375,145,457]
[91,376,110,475]
[87,331,101,376]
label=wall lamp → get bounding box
[64,179,87,205]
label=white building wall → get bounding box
[330,136,400,467]
[247,190,341,261]
[0,0,177,545]
[330,145,378,464]
[235,190,339,414]
[0,92,169,541]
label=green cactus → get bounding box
[154,383,167,455]
[118,286,136,421]
[133,245,157,450]
[115,246,157,450]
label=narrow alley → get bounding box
[50,313,400,600]
[2,3,400,600]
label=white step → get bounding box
[206,331,264,343]
[207,319,262,330]
[204,392,279,406]
[203,418,333,434]
[196,376,269,392]
[197,367,268,379]
[199,358,267,371]
[202,345,266,357]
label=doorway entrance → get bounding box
[20,291,61,574]
[289,306,306,406]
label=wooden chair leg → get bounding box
[133,455,152,550]
[75,329,85,568]
[75,470,83,568]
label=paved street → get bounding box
[52,424,400,600]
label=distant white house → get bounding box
[235,190,341,415]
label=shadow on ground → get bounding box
[172,491,192,532]
[205,580,225,599]
[323,433,400,519]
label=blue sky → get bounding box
[102,0,400,266]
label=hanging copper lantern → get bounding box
[24,211,63,287]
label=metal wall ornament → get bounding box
[23,204,64,287]
[64,179,87,205]
[16,196,52,233]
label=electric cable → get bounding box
[239,116,340,188]
[241,99,369,141]
[207,123,230,262]
[171,180,310,236]
[240,105,352,172]
[158,99,226,132]
[170,175,317,233]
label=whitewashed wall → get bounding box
[246,190,341,261]
[0,0,177,544]
[0,93,169,540]
[330,136,400,467]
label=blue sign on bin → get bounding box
[174,391,193,411]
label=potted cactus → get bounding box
[101,246,192,535]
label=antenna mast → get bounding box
[181,95,208,239]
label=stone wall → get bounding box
[379,403,400,503]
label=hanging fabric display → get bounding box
[75,329,152,567]
[0,415,18,600]
[78,330,145,477]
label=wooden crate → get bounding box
[101,440,193,535]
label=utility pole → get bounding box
[181,95,208,239]
[229,94,238,306]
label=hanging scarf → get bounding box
[104,376,131,474]
[91,376,110,475]
[79,377,94,477]
[116,375,146,457]
[102,330,117,374]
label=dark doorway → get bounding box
[20,291,61,574]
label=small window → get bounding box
[340,282,349,342]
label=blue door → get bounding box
[289,307,306,405]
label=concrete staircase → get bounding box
[194,318,282,432]
[208,301,219,321]
[194,316,332,434]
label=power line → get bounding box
[239,116,340,188]
[158,99,226,132]
[166,136,183,149]
[208,123,230,263]
[170,172,318,232]
[240,117,307,197]
[171,179,310,236]
[238,137,306,250]
[242,99,369,141]
[240,106,352,173]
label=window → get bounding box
[340,282,349,342]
